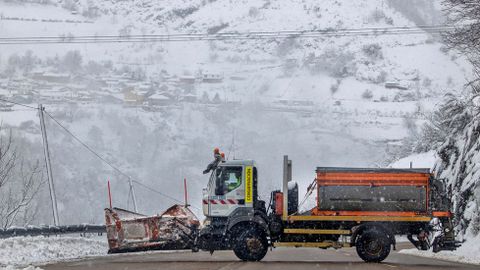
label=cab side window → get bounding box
[215,166,242,195]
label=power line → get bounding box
[0,25,455,45]
[0,99,200,210]
[0,97,38,110]
[0,24,453,40]
[131,180,199,210]
[0,24,455,41]
[0,30,446,44]
[44,110,127,177]
[43,110,189,207]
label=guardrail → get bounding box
[0,224,106,238]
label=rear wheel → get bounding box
[355,227,391,263]
[233,228,268,261]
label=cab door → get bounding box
[205,166,245,217]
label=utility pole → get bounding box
[128,177,138,212]
[38,104,60,226]
[184,178,189,207]
[282,155,289,221]
[232,129,236,160]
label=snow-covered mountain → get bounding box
[0,0,473,225]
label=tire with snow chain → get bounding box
[355,227,391,263]
[233,228,268,261]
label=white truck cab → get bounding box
[203,160,256,217]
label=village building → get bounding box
[179,75,196,84]
[147,93,171,106]
[180,93,197,103]
[123,88,150,106]
[33,72,71,84]
[202,73,224,83]
[37,89,72,103]
[385,81,408,90]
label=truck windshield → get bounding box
[215,166,242,195]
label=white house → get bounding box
[147,93,171,106]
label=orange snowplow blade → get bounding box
[105,205,200,253]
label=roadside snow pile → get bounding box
[0,235,108,268]
[399,234,480,265]
[1,266,43,270]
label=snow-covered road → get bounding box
[2,236,479,269]
[41,243,478,270]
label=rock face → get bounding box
[435,111,480,239]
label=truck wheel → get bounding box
[355,227,391,263]
[233,229,268,261]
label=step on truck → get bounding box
[105,154,460,262]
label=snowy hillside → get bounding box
[387,90,480,264]
[389,150,436,168]
[0,0,473,225]
[392,93,480,241]
[435,114,480,240]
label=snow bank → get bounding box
[399,234,480,265]
[0,235,108,268]
[1,266,43,270]
[392,150,480,266]
[389,151,436,169]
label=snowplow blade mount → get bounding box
[104,205,200,253]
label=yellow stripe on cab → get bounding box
[245,166,253,203]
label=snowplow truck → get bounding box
[105,155,460,262]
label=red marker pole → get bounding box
[107,180,113,209]
[184,178,189,207]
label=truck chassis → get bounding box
[105,155,459,262]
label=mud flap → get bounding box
[432,235,462,253]
[429,217,462,252]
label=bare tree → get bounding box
[0,127,44,229]
[443,1,480,80]
[0,128,16,189]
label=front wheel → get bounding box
[233,228,268,261]
[355,227,391,263]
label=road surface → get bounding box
[44,244,478,270]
